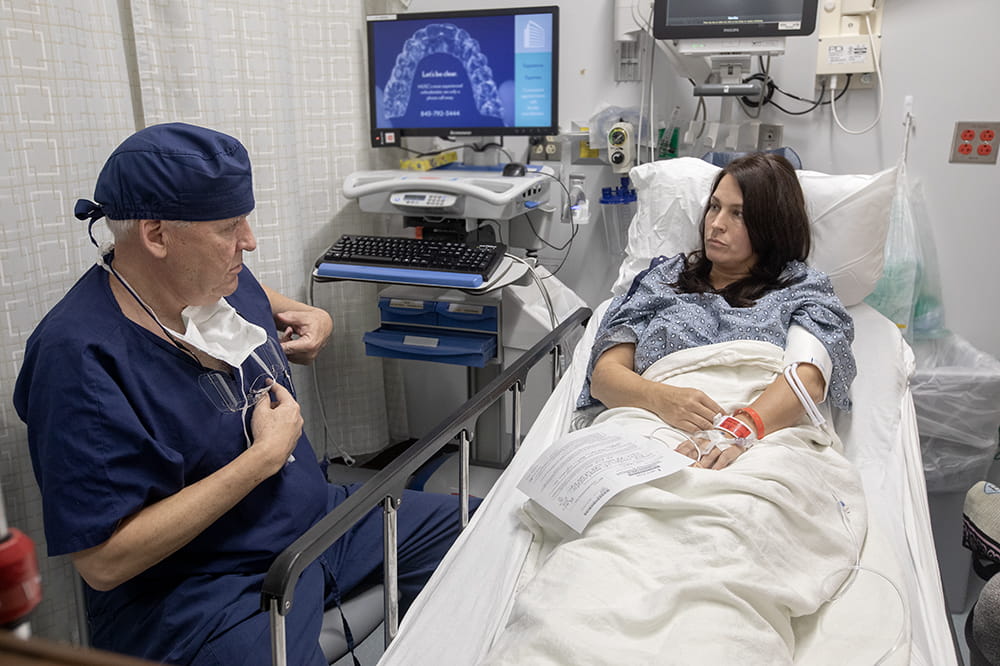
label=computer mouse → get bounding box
[502,162,527,177]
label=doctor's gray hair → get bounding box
[105,218,193,240]
[104,218,136,240]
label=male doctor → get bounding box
[14,122,469,665]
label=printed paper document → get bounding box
[517,423,692,532]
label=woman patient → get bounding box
[483,153,868,665]
[582,151,856,467]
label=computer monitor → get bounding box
[651,0,817,55]
[365,6,559,148]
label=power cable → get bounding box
[829,14,885,135]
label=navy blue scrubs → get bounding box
[14,265,468,665]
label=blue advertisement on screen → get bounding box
[514,15,553,127]
[370,13,553,131]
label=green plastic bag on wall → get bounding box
[908,178,948,340]
[864,160,921,339]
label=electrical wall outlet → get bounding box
[949,121,1000,164]
[529,135,562,161]
[757,123,783,151]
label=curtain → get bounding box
[1,1,137,644]
[130,0,404,462]
[1,0,404,643]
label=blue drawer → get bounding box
[363,327,497,367]
[435,301,498,333]
[378,296,439,326]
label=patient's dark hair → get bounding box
[673,152,811,307]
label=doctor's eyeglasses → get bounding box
[198,337,293,413]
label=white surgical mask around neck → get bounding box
[98,244,267,368]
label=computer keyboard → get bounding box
[314,234,507,288]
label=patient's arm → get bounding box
[693,363,826,470]
[590,343,723,433]
[738,362,826,436]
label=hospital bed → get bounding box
[265,157,958,665]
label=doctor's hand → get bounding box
[274,307,333,365]
[650,384,723,434]
[249,381,303,476]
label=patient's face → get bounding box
[704,175,755,281]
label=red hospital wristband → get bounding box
[714,415,753,440]
[735,407,765,439]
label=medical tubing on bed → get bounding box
[864,565,911,665]
[778,441,910,665]
[648,425,706,462]
[650,426,742,461]
[820,557,911,664]
[783,362,826,427]
[702,428,737,453]
[822,488,909,665]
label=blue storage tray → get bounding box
[378,296,439,326]
[435,301,498,333]
[363,327,497,367]
[314,263,485,288]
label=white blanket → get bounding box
[480,340,871,666]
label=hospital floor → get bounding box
[952,572,988,666]
[940,458,1000,666]
[331,627,385,665]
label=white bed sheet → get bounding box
[378,302,956,666]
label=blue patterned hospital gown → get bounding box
[578,254,857,412]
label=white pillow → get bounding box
[612,157,897,306]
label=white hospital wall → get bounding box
[403,0,999,360]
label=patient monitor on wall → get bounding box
[651,0,818,54]
[651,0,819,151]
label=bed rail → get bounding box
[262,305,591,666]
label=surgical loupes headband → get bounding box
[74,122,255,244]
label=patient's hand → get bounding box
[677,433,746,471]
[674,438,702,462]
[651,384,723,434]
[693,443,745,470]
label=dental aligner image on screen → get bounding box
[381,23,505,125]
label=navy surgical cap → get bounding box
[74,122,254,225]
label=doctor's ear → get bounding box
[136,219,169,258]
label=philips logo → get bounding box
[723,27,739,33]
